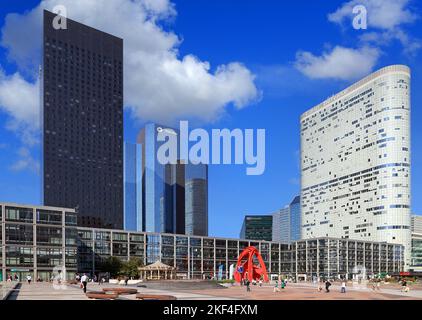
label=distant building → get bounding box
[123,142,142,231]
[272,195,301,243]
[411,215,422,234]
[185,164,208,236]
[272,207,290,243]
[240,215,273,241]
[289,196,301,241]
[411,215,422,272]
[123,124,208,235]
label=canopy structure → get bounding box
[138,261,176,280]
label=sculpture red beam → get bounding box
[233,246,269,283]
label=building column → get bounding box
[371,243,374,275]
[2,205,6,282]
[173,235,176,269]
[327,240,330,279]
[362,242,366,276]
[127,232,130,261]
[346,240,349,278]
[355,241,358,275]
[305,240,308,275]
[110,231,114,257]
[225,240,229,280]
[187,236,191,279]
[201,238,204,277]
[92,230,95,276]
[295,243,298,281]
[33,207,37,280]
[62,210,66,280]
[213,239,216,279]
[278,243,282,274]
[317,240,320,279]
[337,240,340,277]
[268,243,271,274]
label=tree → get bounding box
[100,256,123,278]
[121,257,143,279]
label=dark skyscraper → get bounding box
[42,10,123,229]
[240,215,273,241]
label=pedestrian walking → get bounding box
[341,280,346,293]
[26,274,32,285]
[325,280,331,293]
[281,280,286,289]
[245,279,251,292]
[81,273,88,294]
[273,280,280,292]
[259,279,263,287]
[317,281,323,292]
[401,280,409,292]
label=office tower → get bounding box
[165,161,186,234]
[240,215,273,241]
[301,65,411,266]
[272,207,290,243]
[272,195,301,243]
[411,215,422,271]
[185,164,208,236]
[289,195,301,241]
[134,123,208,234]
[124,142,142,231]
[42,11,123,229]
[411,215,422,234]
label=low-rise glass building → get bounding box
[0,203,78,282]
[1,203,404,282]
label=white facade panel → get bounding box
[301,65,411,267]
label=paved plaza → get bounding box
[3,281,422,300]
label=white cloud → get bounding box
[0,0,260,125]
[328,0,420,55]
[0,69,40,146]
[9,147,40,174]
[328,0,417,30]
[295,46,380,81]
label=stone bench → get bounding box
[86,291,119,300]
[136,293,177,300]
[102,288,138,295]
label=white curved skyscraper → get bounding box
[301,65,411,268]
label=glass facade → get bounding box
[1,203,404,282]
[124,142,143,231]
[240,215,273,241]
[290,196,301,242]
[272,195,301,244]
[1,203,78,282]
[130,123,208,235]
[411,234,422,271]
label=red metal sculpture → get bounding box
[233,246,269,283]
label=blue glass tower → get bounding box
[289,195,301,242]
[124,123,208,235]
[123,142,142,231]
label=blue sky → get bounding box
[0,0,421,238]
